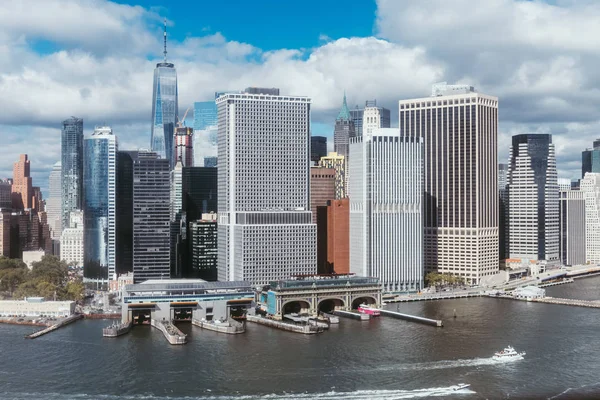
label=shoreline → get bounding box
[0,318,49,327]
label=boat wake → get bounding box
[389,355,524,372]
[2,386,476,400]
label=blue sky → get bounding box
[115,0,377,52]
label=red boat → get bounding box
[358,305,380,316]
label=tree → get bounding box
[0,268,28,296]
[63,280,84,302]
[30,255,69,287]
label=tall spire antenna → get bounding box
[163,18,168,63]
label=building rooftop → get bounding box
[141,279,206,285]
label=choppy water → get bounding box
[0,276,599,399]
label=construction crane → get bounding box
[177,107,191,128]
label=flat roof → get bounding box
[141,279,206,285]
[125,280,251,293]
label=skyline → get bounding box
[1,0,600,194]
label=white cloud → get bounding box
[1,0,599,194]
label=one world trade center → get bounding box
[151,20,178,169]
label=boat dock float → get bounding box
[247,315,324,334]
[377,309,443,327]
[192,318,246,334]
[333,310,370,321]
[25,314,83,339]
[151,319,187,345]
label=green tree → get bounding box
[30,255,69,287]
[62,280,84,302]
[0,268,28,296]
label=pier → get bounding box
[491,294,600,309]
[247,314,324,334]
[538,278,574,288]
[25,314,83,339]
[333,310,370,321]
[385,292,483,303]
[151,319,187,345]
[378,309,443,327]
[192,318,246,334]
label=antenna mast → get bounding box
[163,18,168,63]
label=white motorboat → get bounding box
[493,345,526,360]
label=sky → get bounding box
[0,0,599,196]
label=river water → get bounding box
[0,277,599,400]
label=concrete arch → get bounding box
[351,296,378,310]
[281,299,311,315]
[317,297,345,313]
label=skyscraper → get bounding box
[333,94,355,160]
[217,88,316,285]
[310,167,335,224]
[363,101,391,136]
[150,21,178,169]
[318,152,347,199]
[399,83,499,284]
[11,155,33,210]
[46,162,62,239]
[581,173,600,264]
[190,213,218,281]
[507,134,559,266]
[61,117,83,231]
[83,127,117,281]
[180,167,217,278]
[350,100,391,138]
[193,101,218,132]
[582,139,600,178]
[170,159,184,277]
[310,136,327,164]
[316,198,350,275]
[60,210,84,267]
[203,157,217,168]
[115,151,135,276]
[499,163,509,260]
[131,151,171,283]
[0,180,11,209]
[559,188,586,266]
[174,126,194,167]
[349,128,423,292]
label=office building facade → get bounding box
[310,136,327,164]
[350,100,391,138]
[83,127,117,281]
[217,88,316,285]
[193,101,218,132]
[582,139,600,178]
[204,157,217,168]
[11,155,33,210]
[115,152,134,276]
[559,188,586,266]
[316,198,350,275]
[581,173,600,264]
[174,126,194,167]
[0,180,11,209]
[132,152,171,283]
[507,134,559,265]
[349,129,423,292]
[190,213,218,281]
[61,117,84,231]
[60,210,84,266]
[318,152,346,199]
[399,84,499,284]
[310,167,335,224]
[499,163,509,260]
[46,162,62,239]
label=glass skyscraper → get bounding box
[83,127,117,281]
[193,101,218,132]
[150,27,178,169]
[61,117,83,231]
[582,139,600,178]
